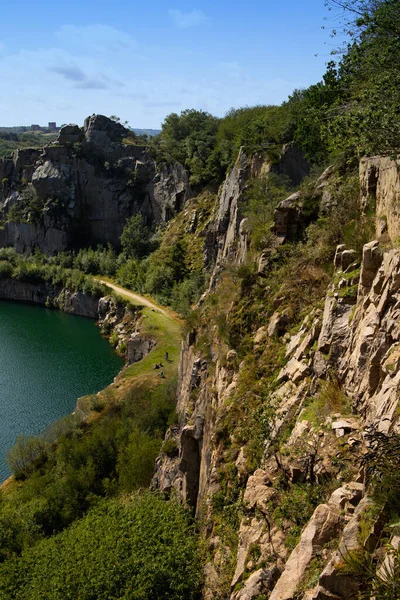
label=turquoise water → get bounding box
[0,301,124,481]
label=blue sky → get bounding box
[0,1,334,128]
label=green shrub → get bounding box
[120,215,153,259]
[117,428,161,491]
[0,492,203,600]
[108,331,119,347]
[0,260,13,279]
[162,438,179,457]
[362,430,400,515]
[6,435,48,479]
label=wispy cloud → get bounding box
[49,64,87,82]
[168,9,209,29]
[74,79,110,90]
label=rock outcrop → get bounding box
[0,115,192,254]
[360,155,400,242]
[208,144,310,283]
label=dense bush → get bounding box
[0,260,13,279]
[120,215,154,259]
[0,492,202,600]
[0,377,178,560]
[286,0,400,162]
[73,244,116,276]
[0,249,109,297]
[150,109,219,186]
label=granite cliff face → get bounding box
[360,155,400,243]
[0,115,192,254]
[153,154,400,599]
[207,144,310,284]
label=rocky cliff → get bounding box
[0,115,192,254]
[153,153,400,599]
[0,278,100,317]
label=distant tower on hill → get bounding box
[48,122,57,130]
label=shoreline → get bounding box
[0,290,129,488]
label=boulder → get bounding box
[331,419,359,437]
[360,155,400,243]
[57,124,82,145]
[273,192,302,239]
[127,334,155,364]
[231,567,280,600]
[268,311,290,337]
[269,504,342,600]
[277,357,310,385]
[243,469,275,513]
[31,160,73,203]
[312,498,375,599]
[359,240,382,288]
[254,326,268,346]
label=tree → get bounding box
[7,435,47,479]
[324,0,400,44]
[120,214,152,259]
[151,109,220,185]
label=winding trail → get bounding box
[96,279,171,318]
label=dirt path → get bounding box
[96,279,171,318]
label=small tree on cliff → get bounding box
[120,215,152,259]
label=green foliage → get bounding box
[116,257,146,290]
[117,428,161,491]
[161,438,179,457]
[273,483,325,532]
[0,371,178,560]
[0,260,13,279]
[6,186,45,225]
[243,173,292,250]
[0,249,109,298]
[170,270,206,316]
[340,543,400,600]
[120,215,153,259]
[151,104,296,185]
[0,492,202,600]
[301,381,351,426]
[362,430,400,515]
[74,244,116,276]
[6,436,48,479]
[213,105,294,171]
[151,109,219,186]
[288,1,400,162]
[0,131,58,158]
[108,331,119,347]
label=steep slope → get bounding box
[153,149,400,599]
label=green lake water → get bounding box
[0,301,124,481]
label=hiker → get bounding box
[159,370,165,378]
[164,351,169,361]
[153,363,160,370]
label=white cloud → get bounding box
[168,9,209,29]
[0,23,302,129]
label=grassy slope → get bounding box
[79,286,182,414]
